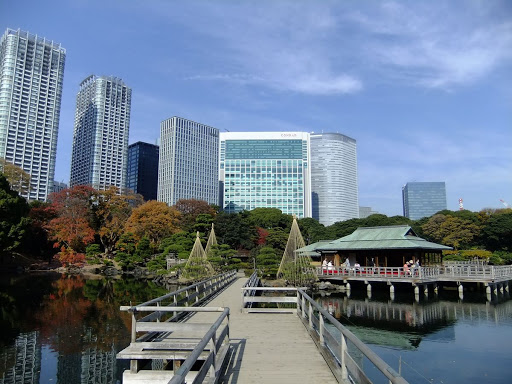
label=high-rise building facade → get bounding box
[402,181,447,220]
[127,141,159,200]
[158,117,219,206]
[219,132,311,218]
[0,28,66,200]
[310,133,358,225]
[70,75,131,190]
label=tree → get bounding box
[0,173,30,263]
[174,199,216,232]
[297,217,327,244]
[256,246,280,277]
[422,214,480,249]
[46,186,97,265]
[25,201,57,261]
[480,211,512,252]
[207,244,239,272]
[125,200,181,245]
[246,208,292,229]
[0,159,31,196]
[215,211,255,250]
[94,186,143,255]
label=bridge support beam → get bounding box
[499,284,504,294]
[493,285,498,295]
[367,284,372,296]
[458,284,464,300]
[505,282,509,292]
[424,285,429,298]
[434,284,439,295]
[389,284,395,301]
[414,286,420,302]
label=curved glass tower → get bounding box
[310,133,359,225]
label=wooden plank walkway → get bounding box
[188,276,338,384]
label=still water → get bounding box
[1,273,511,383]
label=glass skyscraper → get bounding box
[310,133,359,225]
[70,75,131,190]
[219,132,311,218]
[158,116,219,206]
[0,28,66,200]
[402,181,447,220]
[127,141,159,201]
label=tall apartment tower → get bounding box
[219,132,311,218]
[310,133,359,225]
[402,181,447,220]
[70,75,131,190]
[127,141,159,200]
[158,117,219,206]
[0,28,66,200]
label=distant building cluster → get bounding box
[1,27,448,223]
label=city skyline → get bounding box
[2,1,511,215]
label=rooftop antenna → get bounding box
[458,198,464,211]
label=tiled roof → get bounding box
[315,225,452,251]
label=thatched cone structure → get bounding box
[181,231,215,281]
[205,223,218,256]
[277,216,317,286]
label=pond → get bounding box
[1,273,511,383]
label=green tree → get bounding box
[174,199,216,232]
[207,244,239,272]
[215,212,254,250]
[0,159,31,196]
[246,208,292,229]
[256,246,280,277]
[297,217,327,244]
[480,211,512,252]
[422,214,480,249]
[0,174,30,263]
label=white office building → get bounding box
[70,75,131,190]
[310,133,359,225]
[0,28,66,200]
[158,116,219,206]
[220,132,311,218]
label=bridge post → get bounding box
[500,284,504,294]
[366,283,372,297]
[340,334,348,381]
[414,286,420,302]
[505,282,510,292]
[493,285,498,295]
[308,302,313,329]
[389,284,395,300]
[301,294,306,318]
[424,285,429,297]
[458,284,464,300]
[210,333,217,379]
[319,313,325,346]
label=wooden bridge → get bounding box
[117,271,408,384]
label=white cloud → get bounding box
[348,1,512,88]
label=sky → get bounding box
[2,0,511,216]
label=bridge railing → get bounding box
[126,270,236,336]
[317,265,512,281]
[297,289,409,384]
[240,276,408,383]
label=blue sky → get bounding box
[2,0,511,216]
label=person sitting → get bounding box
[322,259,328,269]
[327,260,333,271]
[354,261,361,271]
[403,262,410,276]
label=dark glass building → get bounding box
[402,182,447,220]
[127,141,159,200]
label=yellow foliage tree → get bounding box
[125,200,181,245]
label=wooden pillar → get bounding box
[334,253,340,267]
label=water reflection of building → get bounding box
[0,331,41,384]
[81,329,116,384]
[55,328,118,384]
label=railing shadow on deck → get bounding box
[242,272,408,384]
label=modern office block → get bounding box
[402,182,447,220]
[0,28,66,200]
[310,133,359,225]
[70,75,131,191]
[219,132,311,218]
[53,180,67,194]
[127,141,159,200]
[158,116,219,206]
[359,206,379,219]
